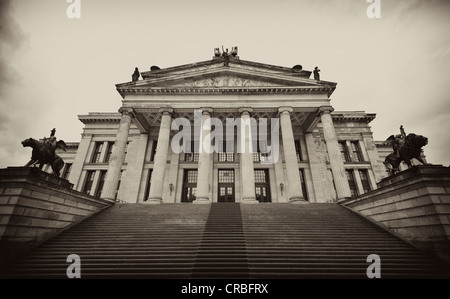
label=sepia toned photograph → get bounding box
[1,0,449,291]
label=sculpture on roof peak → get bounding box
[214,46,238,66]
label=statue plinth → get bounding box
[2,167,73,189]
[340,164,450,264]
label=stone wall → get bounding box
[339,165,450,263]
[0,167,115,265]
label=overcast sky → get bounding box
[1,0,449,168]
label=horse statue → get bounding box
[383,126,428,175]
[21,130,67,177]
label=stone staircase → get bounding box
[1,203,449,279]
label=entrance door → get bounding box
[182,170,198,203]
[218,169,235,203]
[254,169,271,202]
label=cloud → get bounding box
[0,0,32,167]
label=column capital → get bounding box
[317,106,335,117]
[118,107,134,117]
[239,107,253,116]
[278,106,293,116]
[158,107,174,116]
[200,107,213,116]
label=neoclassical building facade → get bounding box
[55,53,396,204]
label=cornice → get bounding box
[78,113,121,124]
[331,112,376,123]
[117,86,336,98]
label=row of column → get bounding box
[101,106,350,203]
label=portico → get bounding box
[64,52,383,204]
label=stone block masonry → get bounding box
[339,165,450,264]
[0,167,115,266]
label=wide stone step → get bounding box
[1,203,449,279]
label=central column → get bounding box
[319,106,352,199]
[194,108,213,204]
[102,107,133,201]
[147,108,173,204]
[278,107,306,203]
[239,108,258,204]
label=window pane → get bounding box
[359,169,371,193]
[82,171,95,194]
[104,142,114,163]
[351,141,364,162]
[218,170,234,183]
[62,163,72,180]
[295,140,302,162]
[338,141,350,163]
[91,142,103,163]
[346,169,358,197]
[150,140,158,162]
[95,171,107,198]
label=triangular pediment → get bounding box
[116,58,337,97]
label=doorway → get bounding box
[218,169,235,203]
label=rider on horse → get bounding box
[393,125,407,158]
[43,128,58,160]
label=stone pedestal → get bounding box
[339,165,450,264]
[0,167,114,266]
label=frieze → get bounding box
[171,75,284,88]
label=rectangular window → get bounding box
[62,163,72,180]
[104,142,114,163]
[254,169,271,203]
[253,141,268,162]
[351,141,364,162]
[218,169,234,184]
[150,140,158,162]
[90,142,103,163]
[295,140,302,162]
[254,170,268,183]
[182,170,198,203]
[359,169,372,193]
[299,169,309,201]
[185,141,199,162]
[338,141,351,163]
[115,170,124,200]
[94,171,107,198]
[218,141,234,162]
[82,170,96,194]
[143,169,153,202]
[346,169,359,198]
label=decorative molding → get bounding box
[117,86,336,97]
[119,107,134,116]
[278,106,294,115]
[172,75,284,88]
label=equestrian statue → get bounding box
[21,128,67,177]
[383,125,428,175]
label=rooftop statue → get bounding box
[313,67,320,81]
[132,67,140,82]
[384,125,428,175]
[214,46,238,66]
[21,128,67,177]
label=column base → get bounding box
[241,197,259,204]
[289,197,309,204]
[193,197,211,204]
[145,198,162,204]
